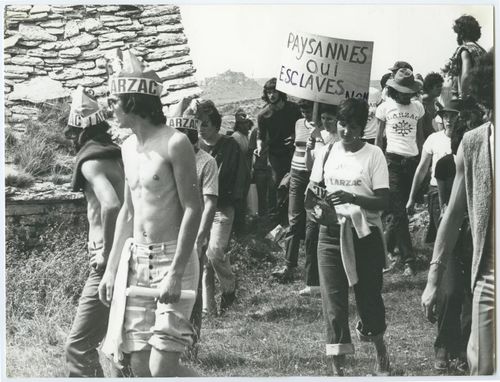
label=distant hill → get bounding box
[200,70,263,105]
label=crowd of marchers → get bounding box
[59,14,494,377]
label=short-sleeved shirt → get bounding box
[291,118,315,172]
[363,87,382,140]
[422,130,452,186]
[310,142,389,226]
[200,135,243,207]
[375,98,425,157]
[195,148,218,199]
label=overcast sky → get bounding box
[180,3,494,82]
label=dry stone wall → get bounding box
[4,4,202,131]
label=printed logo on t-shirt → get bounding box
[392,120,412,136]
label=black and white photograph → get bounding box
[3,2,496,378]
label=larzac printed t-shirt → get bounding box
[376,98,425,157]
[310,142,389,227]
[422,130,451,186]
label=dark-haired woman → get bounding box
[310,98,390,376]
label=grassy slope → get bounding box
[6,211,467,378]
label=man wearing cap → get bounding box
[375,67,425,277]
[98,50,202,377]
[406,99,461,240]
[256,78,302,216]
[64,86,128,377]
[196,100,245,316]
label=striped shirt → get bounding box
[291,118,315,172]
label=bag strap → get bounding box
[319,142,334,185]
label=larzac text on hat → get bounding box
[68,110,106,129]
[109,77,162,97]
[166,117,202,131]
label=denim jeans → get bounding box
[317,224,386,355]
[384,153,419,265]
[435,219,472,358]
[254,167,276,216]
[203,206,236,313]
[283,168,319,286]
[269,150,293,188]
[66,266,108,377]
[66,249,130,377]
[190,246,206,344]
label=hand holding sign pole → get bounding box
[276,31,373,109]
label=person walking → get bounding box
[64,86,130,377]
[375,67,425,276]
[311,98,390,376]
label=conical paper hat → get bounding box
[166,97,201,131]
[67,85,106,128]
[108,49,163,97]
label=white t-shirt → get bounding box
[195,149,218,199]
[375,98,425,157]
[422,130,451,186]
[363,87,382,140]
[310,142,389,226]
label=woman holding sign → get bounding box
[309,98,390,376]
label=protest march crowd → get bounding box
[60,14,494,377]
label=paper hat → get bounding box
[67,85,106,128]
[166,97,201,131]
[108,49,163,97]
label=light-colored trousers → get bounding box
[203,205,236,313]
[467,267,495,375]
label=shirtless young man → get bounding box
[98,50,202,377]
[64,86,127,377]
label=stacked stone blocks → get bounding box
[4,4,202,130]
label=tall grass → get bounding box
[6,198,452,377]
[9,100,74,178]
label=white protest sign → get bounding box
[276,31,374,104]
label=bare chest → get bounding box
[125,150,174,193]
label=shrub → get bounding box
[13,128,57,176]
[5,171,35,188]
[11,100,75,177]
